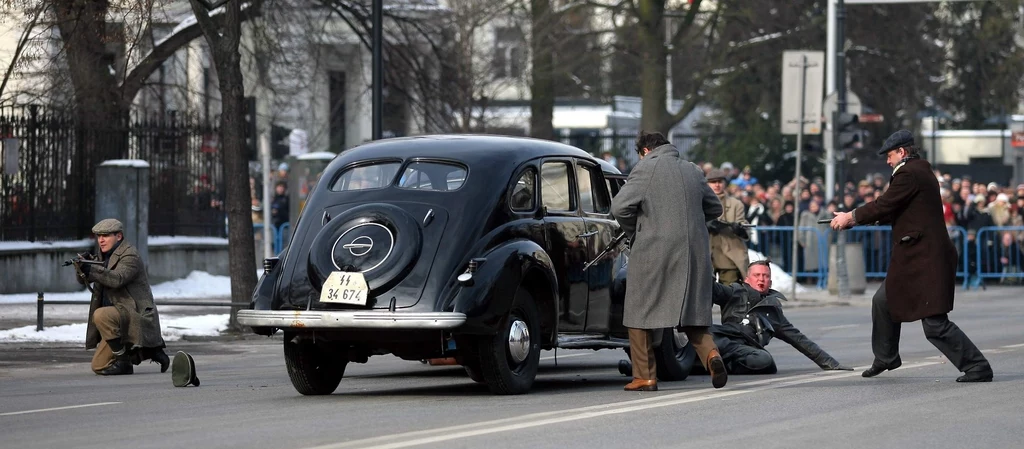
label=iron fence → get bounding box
[1,105,224,241]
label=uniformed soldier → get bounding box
[75,218,169,375]
[708,260,853,374]
[706,168,750,284]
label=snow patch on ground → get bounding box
[0,314,229,343]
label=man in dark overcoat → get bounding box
[75,218,170,375]
[830,130,992,382]
[611,131,728,391]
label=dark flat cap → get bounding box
[706,168,727,181]
[92,218,123,234]
[879,129,914,155]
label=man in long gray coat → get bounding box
[75,218,169,375]
[611,131,728,391]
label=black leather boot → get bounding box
[98,353,134,376]
[150,348,170,373]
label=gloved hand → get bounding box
[821,362,854,371]
[78,261,93,276]
[706,220,727,234]
[731,223,749,239]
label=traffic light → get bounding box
[836,112,861,150]
[243,96,257,160]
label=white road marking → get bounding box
[1000,343,1024,349]
[306,343,1024,449]
[540,353,594,361]
[0,402,121,417]
[818,324,859,331]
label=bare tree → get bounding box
[187,0,257,331]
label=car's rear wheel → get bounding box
[475,288,540,394]
[284,335,348,395]
[622,328,697,381]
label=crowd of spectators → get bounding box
[605,148,1024,287]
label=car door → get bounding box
[539,159,589,332]
[575,159,619,333]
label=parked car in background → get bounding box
[239,135,694,395]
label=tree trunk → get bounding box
[54,0,130,235]
[190,0,257,331]
[636,0,669,135]
[530,0,554,140]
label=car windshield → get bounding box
[329,162,401,191]
[397,161,467,191]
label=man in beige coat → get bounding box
[75,219,169,375]
[706,169,750,284]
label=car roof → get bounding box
[336,134,596,165]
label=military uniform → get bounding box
[708,282,845,374]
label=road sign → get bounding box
[780,51,825,135]
[1013,131,1024,148]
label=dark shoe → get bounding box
[151,349,170,373]
[956,370,993,383]
[707,350,727,389]
[97,359,133,376]
[862,359,902,378]
[617,360,632,377]
[624,378,658,391]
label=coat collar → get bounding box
[649,143,679,157]
[104,241,130,268]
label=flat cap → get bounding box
[92,218,123,235]
[706,168,727,181]
[879,129,914,155]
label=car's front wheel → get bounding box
[475,288,541,394]
[284,335,349,395]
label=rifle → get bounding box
[583,232,628,272]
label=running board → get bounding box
[556,334,630,349]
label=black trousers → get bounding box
[714,334,777,375]
[871,283,991,374]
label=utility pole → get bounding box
[833,0,850,298]
[372,0,383,140]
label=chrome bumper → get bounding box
[236,309,467,330]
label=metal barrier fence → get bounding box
[253,222,292,255]
[975,226,1024,286]
[749,225,979,288]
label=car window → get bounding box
[509,168,536,212]
[578,164,610,214]
[329,162,401,191]
[541,161,572,211]
[397,161,467,191]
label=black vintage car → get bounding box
[238,135,695,395]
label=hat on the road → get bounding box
[91,218,123,235]
[706,169,727,181]
[878,129,915,155]
[172,351,200,387]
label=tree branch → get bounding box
[0,4,46,102]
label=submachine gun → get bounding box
[61,252,102,267]
[583,232,629,272]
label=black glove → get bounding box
[79,262,93,276]
[707,220,727,234]
[731,223,749,239]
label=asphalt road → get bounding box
[2,288,1023,449]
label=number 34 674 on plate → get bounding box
[319,271,369,305]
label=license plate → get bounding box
[319,271,369,305]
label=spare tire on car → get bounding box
[307,203,422,299]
